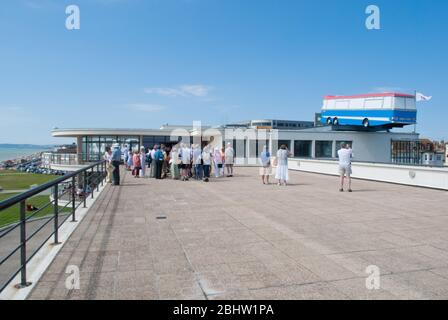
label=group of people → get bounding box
[104,142,236,184]
[258,144,292,186]
[258,142,353,190]
[104,141,353,191]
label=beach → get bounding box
[0,147,50,163]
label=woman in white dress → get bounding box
[212,147,223,178]
[139,146,146,177]
[275,144,291,186]
[103,146,113,183]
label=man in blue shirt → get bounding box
[111,144,122,185]
[153,145,164,179]
[259,145,271,185]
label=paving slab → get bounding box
[25,167,448,300]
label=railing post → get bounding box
[91,167,94,199]
[97,164,100,191]
[83,170,87,208]
[53,184,61,245]
[71,176,77,222]
[15,200,32,288]
[101,161,104,186]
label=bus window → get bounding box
[350,98,364,109]
[383,97,393,109]
[405,98,416,110]
[335,100,349,109]
[364,98,383,109]
[394,97,406,109]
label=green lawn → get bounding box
[0,171,72,228]
[0,193,72,228]
[0,171,59,191]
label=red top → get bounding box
[324,92,415,100]
[132,154,141,167]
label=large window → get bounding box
[247,139,269,159]
[228,138,246,160]
[391,140,422,165]
[336,141,353,151]
[142,135,180,148]
[315,141,333,158]
[294,140,312,158]
[277,140,291,150]
[82,136,139,162]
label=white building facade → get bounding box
[47,121,419,170]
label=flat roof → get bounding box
[27,167,448,300]
[51,126,420,138]
[51,128,192,138]
[324,93,416,100]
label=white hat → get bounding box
[112,143,120,148]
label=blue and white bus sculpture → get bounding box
[321,93,417,128]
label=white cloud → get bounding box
[144,85,213,97]
[126,103,165,112]
[179,85,212,97]
[144,87,184,97]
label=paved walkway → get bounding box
[0,189,27,194]
[27,167,448,300]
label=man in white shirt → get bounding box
[202,145,212,182]
[337,143,353,192]
[192,144,203,180]
[224,143,235,177]
[149,146,157,178]
[180,144,191,181]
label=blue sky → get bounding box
[0,0,447,144]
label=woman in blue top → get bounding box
[259,145,271,185]
[127,148,133,171]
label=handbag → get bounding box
[272,157,278,166]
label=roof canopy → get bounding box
[324,93,415,100]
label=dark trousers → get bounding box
[203,165,210,178]
[194,164,203,180]
[112,161,120,185]
[133,166,141,176]
[155,160,163,179]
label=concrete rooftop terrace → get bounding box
[28,167,448,300]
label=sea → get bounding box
[0,147,52,162]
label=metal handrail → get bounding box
[291,157,446,168]
[0,160,107,292]
[42,152,103,166]
[0,161,103,211]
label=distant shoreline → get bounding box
[0,147,52,166]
